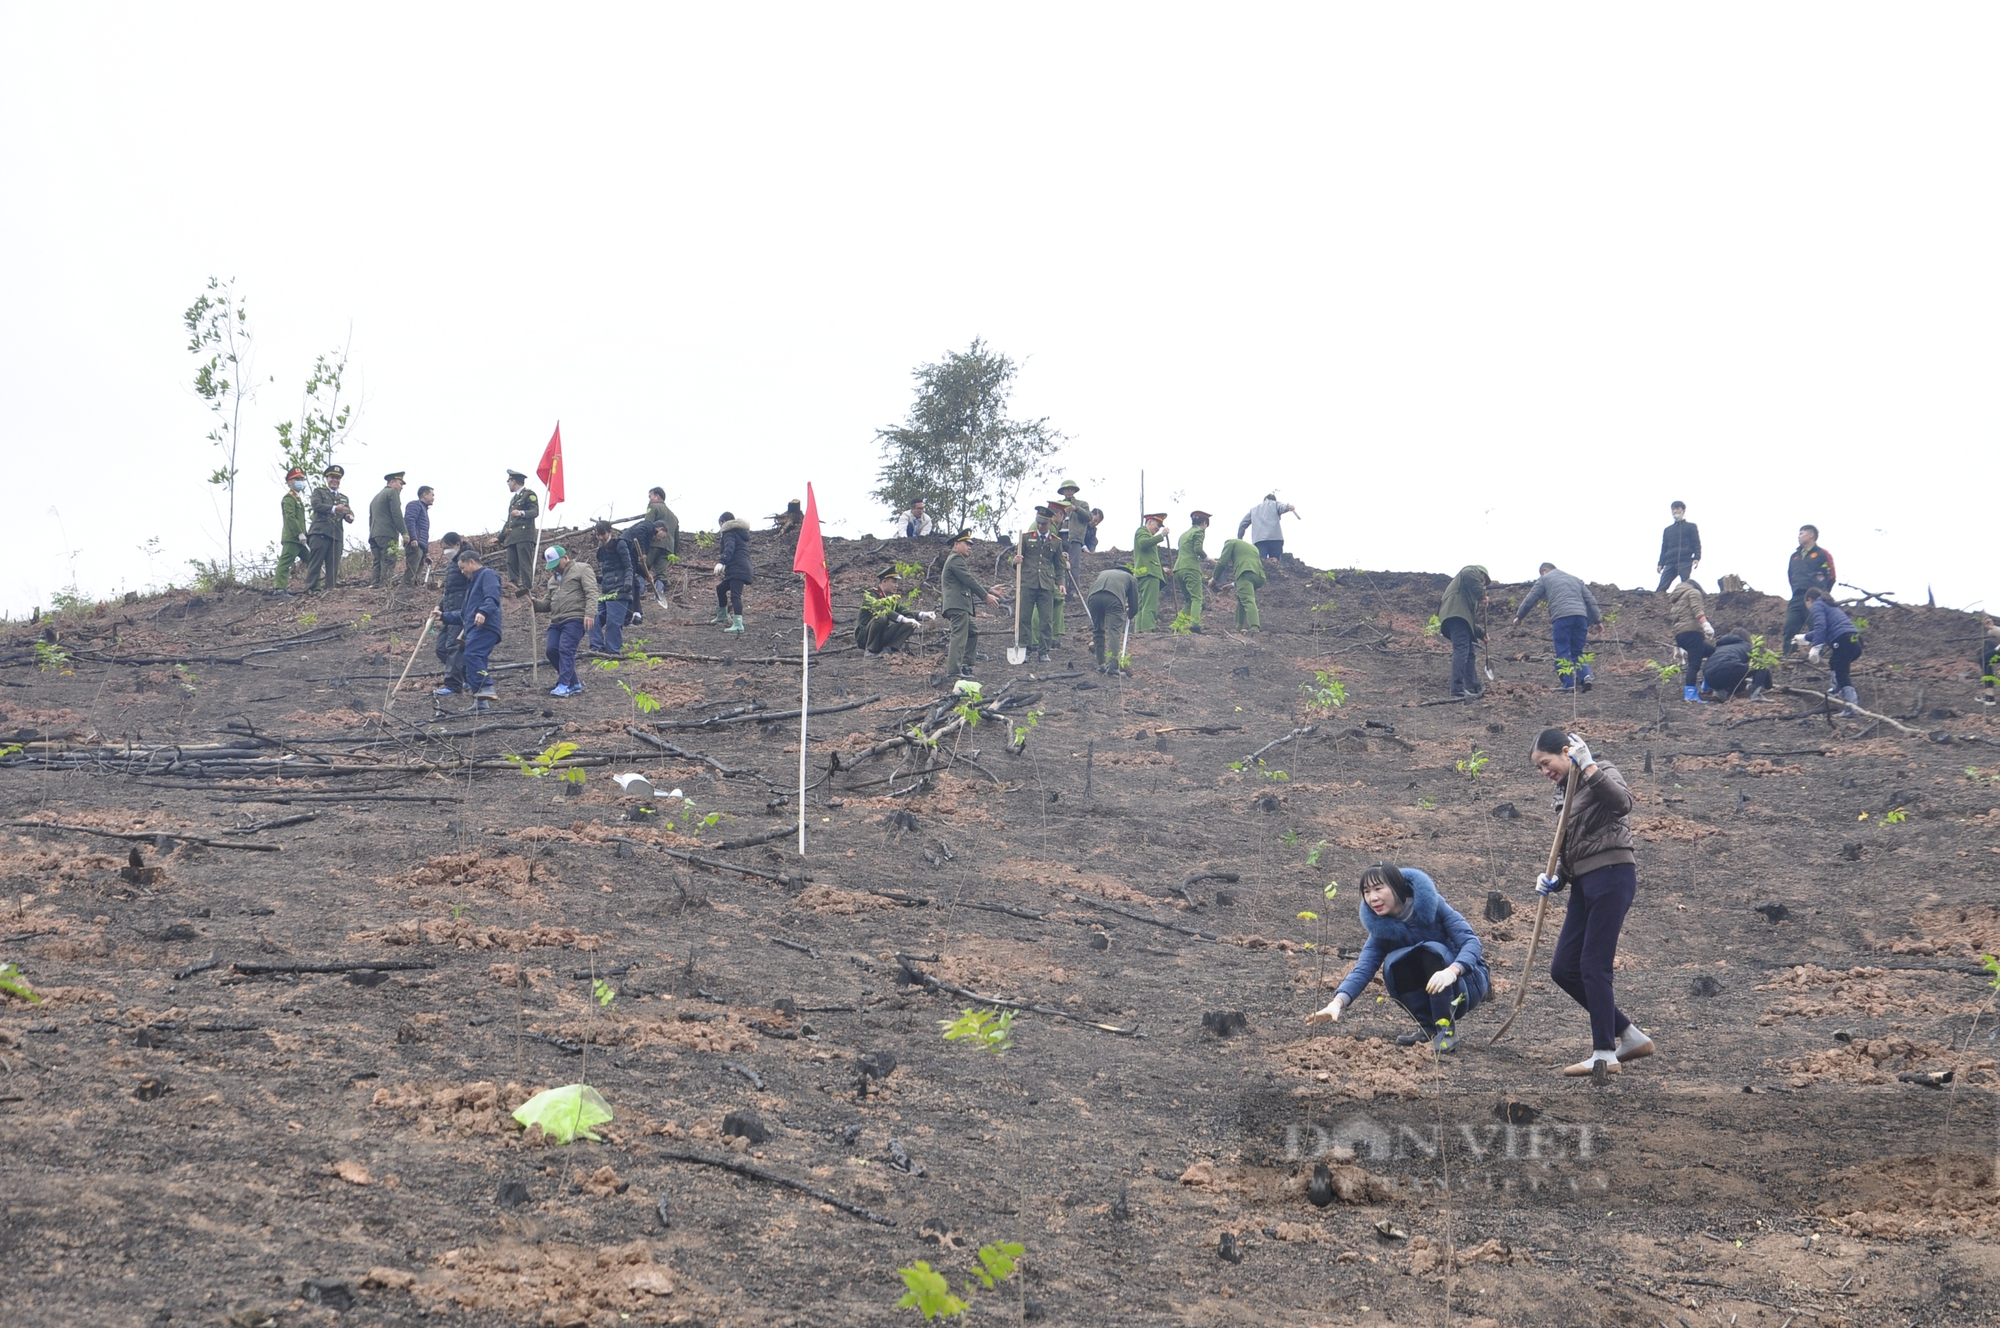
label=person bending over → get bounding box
[1666,579,1716,702]
[1307,863,1489,1052]
[1796,587,1863,716]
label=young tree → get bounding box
[184,277,259,578]
[872,340,1063,540]
[274,339,357,477]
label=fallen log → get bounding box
[606,835,798,886]
[893,955,1140,1036]
[654,1150,894,1226]
[1773,685,1921,736]
[1070,895,1218,942]
[8,820,284,853]
[650,695,881,731]
[231,960,434,975]
[1243,725,1318,766]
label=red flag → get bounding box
[536,423,565,509]
[793,483,833,648]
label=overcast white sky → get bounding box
[2,5,1993,619]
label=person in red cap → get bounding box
[275,469,309,593]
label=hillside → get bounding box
[2,528,1997,1328]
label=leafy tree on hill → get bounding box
[871,340,1063,541]
[185,277,260,579]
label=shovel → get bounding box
[1489,761,1578,1044]
[1116,617,1130,673]
[1482,639,1495,683]
[1006,544,1027,666]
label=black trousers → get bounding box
[1782,594,1809,652]
[1675,631,1713,691]
[1828,633,1863,691]
[1656,561,1693,593]
[506,543,534,591]
[716,579,747,614]
[436,619,465,691]
[1443,618,1479,695]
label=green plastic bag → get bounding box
[512,1084,613,1144]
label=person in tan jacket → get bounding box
[533,545,598,697]
[1666,580,1717,702]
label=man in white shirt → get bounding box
[896,499,934,539]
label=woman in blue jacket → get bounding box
[1306,863,1488,1051]
[1795,586,1862,714]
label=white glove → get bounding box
[1792,634,1810,648]
[1536,873,1564,896]
[917,611,936,622]
[1564,733,1594,769]
[1808,645,1822,664]
[1306,994,1347,1024]
[713,563,726,576]
[1703,624,1715,643]
[1424,964,1462,994]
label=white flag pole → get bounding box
[798,620,809,854]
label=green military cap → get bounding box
[1057,478,1080,493]
[506,469,527,482]
[385,471,405,481]
[1047,499,1070,511]
[1188,509,1211,521]
[949,528,975,544]
[1143,512,1167,521]
[877,565,901,580]
[324,464,344,478]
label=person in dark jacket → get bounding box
[643,488,680,602]
[304,464,354,592]
[1086,566,1140,674]
[1700,631,1770,700]
[1513,563,1602,692]
[1980,616,1999,709]
[402,486,434,585]
[1531,728,1652,1077]
[445,547,503,706]
[1798,587,1863,714]
[1655,501,1701,592]
[713,513,754,633]
[368,472,408,588]
[432,533,468,694]
[1307,863,1488,1052]
[1437,565,1490,698]
[1782,525,1835,653]
[590,521,637,655]
[1014,507,1066,662]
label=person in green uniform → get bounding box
[1014,505,1066,663]
[275,468,308,592]
[1087,565,1141,673]
[941,528,1000,679]
[501,470,541,595]
[304,464,354,593]
[644,487,680,601]
[368,471,408,588]
[1175,510,1212,632]
[856,568,923,656]
[1211,537,1267,631]
[1131,512,1169,631]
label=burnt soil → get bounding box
[3,531,1998,1328]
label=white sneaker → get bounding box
[1616,1025,1655,1061]
[1563,1051,1620,1077]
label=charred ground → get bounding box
[2,529,1997,1328]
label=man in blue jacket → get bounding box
[444,547,503,707]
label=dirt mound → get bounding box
[1768,1036,1998,1087]
[1269,1034,1433,1099]
[348,917,602,950]
[1817,1152,2000,1239]
[415,1238,691,1321]
[1755,965,1976,1022]
[386,852,534,893]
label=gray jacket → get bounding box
[1237,499,1292,543]
[1515,569,1600,625]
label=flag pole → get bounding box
[528,503,542,690]
[798,619,809,854]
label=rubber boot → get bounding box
[1839,685,1859,716]
[724,614,745,634]
[1683,685,1707,704]
[710,603,729,626]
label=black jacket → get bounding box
[717,519,755,583]
[595,536,636,602]
[1788,545,1834,596]
[1706,632,1750,674]
[1657,520,1701,566]
[438,558,470,615]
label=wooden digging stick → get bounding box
[1489,761,1578,1044]
[383,610,437,714]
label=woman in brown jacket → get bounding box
[1666,580,1716,703]
[1532,728,1652,1076]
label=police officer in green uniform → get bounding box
[275,468,308,592]
[1131,512,1169,632]
[369,471,408,588]
[501,470,541,595]
[644,487,680,600]
[1175,510,1212,632]
[1211,537,1267,631]
[304,464,353,593]
[857,567,923,656]
[1087,565,1141,673]
[941,529,1000,679]
[1014,506,1066,663]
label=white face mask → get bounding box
[290,480,307,492]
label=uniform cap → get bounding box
[1143,512,1167,521]
[324,464,345,478]
[385,471,405,482]
[506,469,527,482]
[286,468,306,481]
[1188,509,1211,521]
[878,565,901,581]
[950,528,975,544]
[1033,505,1052,516]
[1046,499,1070,511]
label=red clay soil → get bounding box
[2,531,1996,1327]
